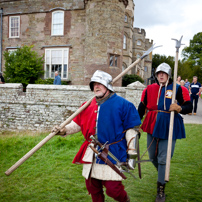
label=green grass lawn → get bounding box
[0,124,202,202]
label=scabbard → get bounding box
[137,140,142,179]
[89,145,127,180]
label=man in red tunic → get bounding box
[53,70,141,202]
[138,63,192,202]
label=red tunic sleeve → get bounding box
[72,98,98,164]
[140,84,159,134]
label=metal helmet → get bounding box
[89,70,114,92]
[155,63,172,77]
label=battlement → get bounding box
[133,27,146,36]
[145,38,153,45]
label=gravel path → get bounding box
[181,97,202,124]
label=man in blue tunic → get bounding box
[53,70,141,202]
[138,63,192,202]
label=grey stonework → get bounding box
[0,83,145,132]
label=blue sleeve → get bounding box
[122,101,141,130]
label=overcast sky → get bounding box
[133,0,202,59]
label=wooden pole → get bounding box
[165,36,183,182]
[5,44,159,176]
[164,53,178,182]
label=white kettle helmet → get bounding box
[89,70,114,92]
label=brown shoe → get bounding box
[194,113,197,115]
[188,113,192,115]
[155,182,165,202]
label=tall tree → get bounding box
[152,54,175,75]
[182,32,202,83]
[4,45,44,87]
[182,32,202,66]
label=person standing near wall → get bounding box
[0,72,5,84]
[176,75,181,85]
[184,79,190,90]
[180,80,185,86]
[138,63,192,202]
[52,70,141,202]
[53,71,61,85]
[189,76,202,115]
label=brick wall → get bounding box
[0,82,145,132]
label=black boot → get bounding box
[155,181,166,202]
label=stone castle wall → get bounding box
[0,83,145,132]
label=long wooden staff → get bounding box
[5,44,161,176]
[165,36,184,182]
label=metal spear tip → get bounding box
[171,35,185,49]
[141,43,163,59]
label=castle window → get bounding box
[144,66,148,72]
[52,11,64,36]
[124,15,128,22]
[45,48,69,79]
[9,16,20,38]
[109,54,119,67]
[137,40,141,46]
[123,35,127,49]
[8,49,17,55]
[122,63,127,72]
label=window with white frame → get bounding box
[45,48,69,79]
[9,16,20,38]
[8,49,17,54]
[52,11,64,36]
[123,35,127,49]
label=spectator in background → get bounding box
[184,79,190,91]
[180,80,185,86]
[0,72,5,84]
[189,76,202,115]
[53,71,61,85]
[176,75,181,85]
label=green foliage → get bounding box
[0,124,201,201]
[182,32,202,66]
[152,54,175,73]
[35,78,55,84]
[3,45,44,87]
[181,32,202,83]
[35,78,69,85]
[193,65,202,83]
[177,60,194,82]
[122,74,144,87]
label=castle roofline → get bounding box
[84,0,129,7]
